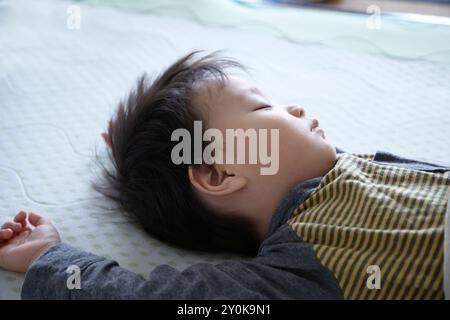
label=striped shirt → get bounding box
[288,152,450,299]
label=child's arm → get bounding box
[18,239,340,300]
[1,211,341,299]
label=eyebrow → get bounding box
[245,87,270,110]
[248,87,265,98]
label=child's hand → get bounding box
[0,211,61,273]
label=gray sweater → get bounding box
[21,148,450,299]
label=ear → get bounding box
[188,164,247,196]
[101,132,111,146]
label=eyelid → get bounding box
[254,105,272,111]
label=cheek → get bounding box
[276,123,322,176]
[250,115,311,157]
[277,120,311,152]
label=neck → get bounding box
[246,189,287,244]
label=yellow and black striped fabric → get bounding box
[288,153,450,299]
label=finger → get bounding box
[14,210,27,222]
[14,210,27,228]
[0,228,13,240]
[28,212,50,227]
[1,222,22,233]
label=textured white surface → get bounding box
[1,0,450,299]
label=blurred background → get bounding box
[240,0,450,18]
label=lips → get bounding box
[310,118,325,138]
[310,118,319,131]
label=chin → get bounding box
[322,142,338,168]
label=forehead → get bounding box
[193,76,261,107]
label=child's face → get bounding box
[193,76,337,190]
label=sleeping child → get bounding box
[1,51,449,299]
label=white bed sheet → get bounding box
[1,0,450,299]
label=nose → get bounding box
[287,105,306,118]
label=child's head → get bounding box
[98,51,336,255]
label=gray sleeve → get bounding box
[21,240,342,299]
[373,150,450,172]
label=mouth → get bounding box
[310,118,319,131]
[310,118,325,138]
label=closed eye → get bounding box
[254,105,272,111]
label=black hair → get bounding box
[93,50,260,256]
